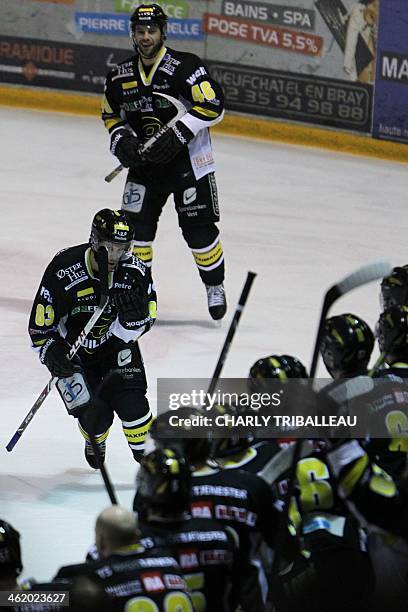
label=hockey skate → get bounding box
[205,283,227,320]
[85,440,106,469]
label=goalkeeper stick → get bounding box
[104,93,187,183]
[270,260,392,582]
[6,247,109,452]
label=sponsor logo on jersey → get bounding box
[179,549,199,569]
[159,54,181,76]
[190,501,213,519]
[200,549,229,564]
[186,66,207,86]
[40,286,52,302]
[164,574,186,590]
[112,63,134,81]
[141,571,166,592]
[215,504,257,527]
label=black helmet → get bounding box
[149,407,211,464]
[90,209,134,267]
[380,265,408,310]
[0,520,22,578]
[136,448,191,517]
[320,313,374,377]
[130,4,168,50]
[248,354,308,392]
[209,404,254,459]
[376,306,408,359]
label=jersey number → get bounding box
[35,304,55,326]
[191,81,216,103]
[124,592,192,611]
[386,410,408,452]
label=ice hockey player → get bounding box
[247,353,375,612]
[0,520,23,591]
[102,4,227,320]
[54,505,193,610]
[28,209,156,468]
[147,407,291,610]
[320,313,374,380]
[136,447,240,611]
[380,265,408,310]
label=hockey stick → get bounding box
[6,247,110,452]
[269,260,392,584]
[207,272,257,397]
[104,93,187,183]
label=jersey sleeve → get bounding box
[176,54,225,137]
[328,439,408,539]
[28,259,64,353]
[101,67,129,140]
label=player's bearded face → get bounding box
[134,25,164,60]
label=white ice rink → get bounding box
[1,105,407,582]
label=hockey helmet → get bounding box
[130,4,168,52]
[149,407,211,464]
[380,265,408,310]
[320,313,374,377]
[136,448,191,517]
[248,354,308,392]
[90,209,134,268]
[211,403,255,458]
[376,305,408,360]
[0,520,22,578]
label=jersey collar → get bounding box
[138,46,167,86]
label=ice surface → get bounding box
[1,106,406,581]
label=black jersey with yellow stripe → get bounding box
[28,244,156,366]
[102,47,224,141]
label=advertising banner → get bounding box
[207,59,372,132]
[372,1,408,143]
[0,36,130,93]
[0,1,381,135]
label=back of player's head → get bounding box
[136,448,191,517]
[380,265,408,310]
[149,407,211,464]
[376,305,408,361]
[0,520,22,579]
[248,354,308,392]
[320,313,374,378]
[95,505,140,553]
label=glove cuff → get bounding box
[174,120,194,145]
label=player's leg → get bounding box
[56,368,113,469]
[121,170,167,268]
[103,343,153,463]
[175,171,226,320]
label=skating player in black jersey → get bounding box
[28,209,156,467]
[102,4,227,320]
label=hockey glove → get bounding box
[113,285,149,321]
[40,338,77,379]
[110,131,145,168]
[144,121,194,164]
